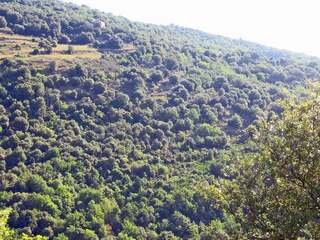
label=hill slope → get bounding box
[0,0,319,239]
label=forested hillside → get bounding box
[0,0,319,239]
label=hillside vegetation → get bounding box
[0,0,319,239]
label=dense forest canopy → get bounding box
[0,0,319,239]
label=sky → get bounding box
[67,0,320,57]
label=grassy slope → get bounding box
[0,32,100,60]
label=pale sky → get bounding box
[67,0,320,57]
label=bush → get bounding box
[48,61,58,73]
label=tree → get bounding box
[169,75,179,85]
[149,71,163,83]
[59,34,71,44]
[6,11,22,24]
[77,188,103,206]
[67,227,99,240]
[157,108,179,122]
[69,64,88,78]
[67,45,75,55]
[119,220,147,240]
[48,61,58,73]
[92,82,105,94]
[12,116,29,131]
[0,16,7,28]
[0,208,14,240]
[268,71,287,83]
[31,97,46,117]
[213,76,227,89]
[103,36,123,49]
[32,48,40,55]
[14,83,34,100]
[45,147,60,160]
[0,208,47,240]
[152,54,162,66]
[26,175,48,193]
[112,93,130,108]
[164,58,178,70]
[227,114,243,129]
[45,46,53,55]
[13,24,25,34]
[196,124,221,137]
[5,147,27,168]
[73,32,95,44]
[216,98,320,239]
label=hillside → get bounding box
[0,0,319,239]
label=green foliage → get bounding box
[214,98,320,239]
[0,208,47,240]
[5,147,27,168]
[196,124,221,137]
[0,16,7,28]
[164,57,179,70]
[227,114,243,129]
[11,117,29,131]
[0,0,319,239]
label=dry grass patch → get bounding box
[0,33,101,64]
